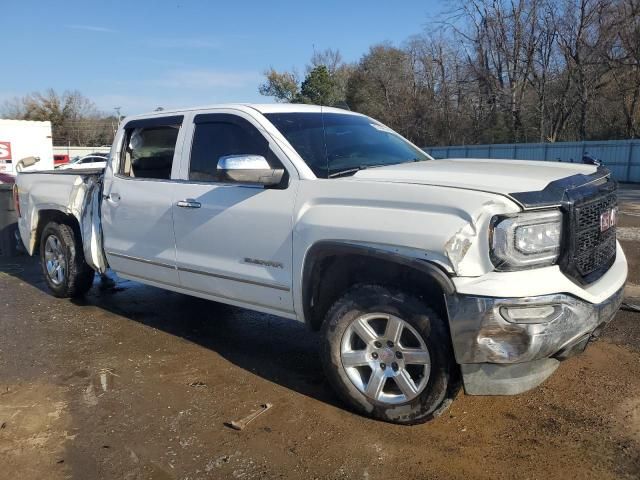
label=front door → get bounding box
[171,112,297,315]
[102,116,184,286]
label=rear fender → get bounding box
[27,176,107,273]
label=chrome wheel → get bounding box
[340,312,431,404]
[44,234,66,285]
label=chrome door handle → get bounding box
[104,193,120,202]
[176,199,201,209]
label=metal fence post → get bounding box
[627,141,634,183]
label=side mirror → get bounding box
[217,154,285,186]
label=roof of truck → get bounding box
[125,103,360,121]
[246,104,356,114]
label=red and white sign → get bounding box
[600,207,617,232]
[0,141,12,163]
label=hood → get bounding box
[352,158,598,199]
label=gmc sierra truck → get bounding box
[14,104,627,425]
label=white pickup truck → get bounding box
[14,104,627,424]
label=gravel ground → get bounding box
[0,193,638,480]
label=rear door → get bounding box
[102,115,185,286]
[171,111,298,316]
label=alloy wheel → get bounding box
[44,235,66,285]
[340,312,431,404]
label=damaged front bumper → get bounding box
[445,286,624,395]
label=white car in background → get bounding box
[56,153,108,170]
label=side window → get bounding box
[120,124,180,180]
[189,119,274,182]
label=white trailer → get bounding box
[0,119,54,175]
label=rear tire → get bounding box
[40,221,94,298]
[320,284,460,425]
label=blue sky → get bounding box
[3,0,445,116]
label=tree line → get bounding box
[1,90,117,147]
[259,0,640,147]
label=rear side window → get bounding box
[120,122,181,180]
[189,118,273,182]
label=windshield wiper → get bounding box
[328,167,362,178]
[328,164,387,178]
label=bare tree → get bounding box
[529,4,558,141]
[258,0,640,146]
[554,0,618,139]
[1,89,115,146]
[606,0,640,137]
[308,48,344,74]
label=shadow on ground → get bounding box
[0,255,341,410]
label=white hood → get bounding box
[352,158,598,196]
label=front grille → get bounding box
[569,192,617,282]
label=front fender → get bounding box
[290,180,521,320]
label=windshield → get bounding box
[264,112,431,178]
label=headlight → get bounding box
[491,210,563,269]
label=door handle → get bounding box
[104,193,121,202]
[176,199,201,209]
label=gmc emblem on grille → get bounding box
[600,208,617,232]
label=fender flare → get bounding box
[28,205,76,254]
[301,241,456,327]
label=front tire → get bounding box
[40,221,94,298]
[320,284,459,425]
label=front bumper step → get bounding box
[461,359,560,395]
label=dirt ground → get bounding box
[1,196,639,479]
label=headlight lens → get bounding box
[491,210,563,269]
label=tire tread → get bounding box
[320,283,460,425]
[40,221,94,298]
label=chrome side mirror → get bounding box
[216,154,284,186]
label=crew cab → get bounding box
[13,104,627,424]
